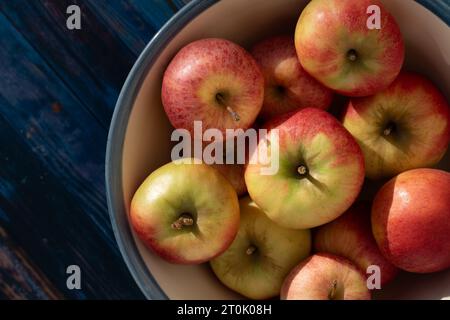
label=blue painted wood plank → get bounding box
[0,0,139,128]
[171,0,190,10]
[83,0,176,56]
[0,12,117,252]
[0,1,168,299]
[124,0,179,30]
[0,113,142,299]
[0,225,62,299]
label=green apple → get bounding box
[130,159,240,264]
[210,197,311,299]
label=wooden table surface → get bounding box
[0,0,190,300]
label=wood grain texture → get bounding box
[0,0,189,299]
[0,226,62,300]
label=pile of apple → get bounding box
[130,0,450,300]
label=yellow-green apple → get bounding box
[281,253,371,300]
[315,202,398,286]
[251,35,333,120]
[210,163,247,196]
[162,38,264,135]
[295,0,404,97]
[210,197,311,300]
[130,159,240,264]
[342,72,450,179]
[245,108,365,229]
[372,168,450,273]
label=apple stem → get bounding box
[246,245,257,255]
[171,214,194,230]
[383,125,394,136]
[226,106,241,122]
[297,165,308,176]
[347,49,358,62]
[328,280,338,300]
[216,93,240,122]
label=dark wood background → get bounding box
[0,0,190,300]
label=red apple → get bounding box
[295,0,404,97]
[130,159,240,264]
[315,202,399,286]
[342,72,450,179]
[245,108,365,229]
[251,35,333,120]
[372,168,450,273]
[162,38,264,135]
[205,136,248,196]
[281,253,371,300]
[211,163,247,196]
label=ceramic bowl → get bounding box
[106,0,450,299]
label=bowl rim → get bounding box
[105,0,449,300]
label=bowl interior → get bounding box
[119,0,450,299]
